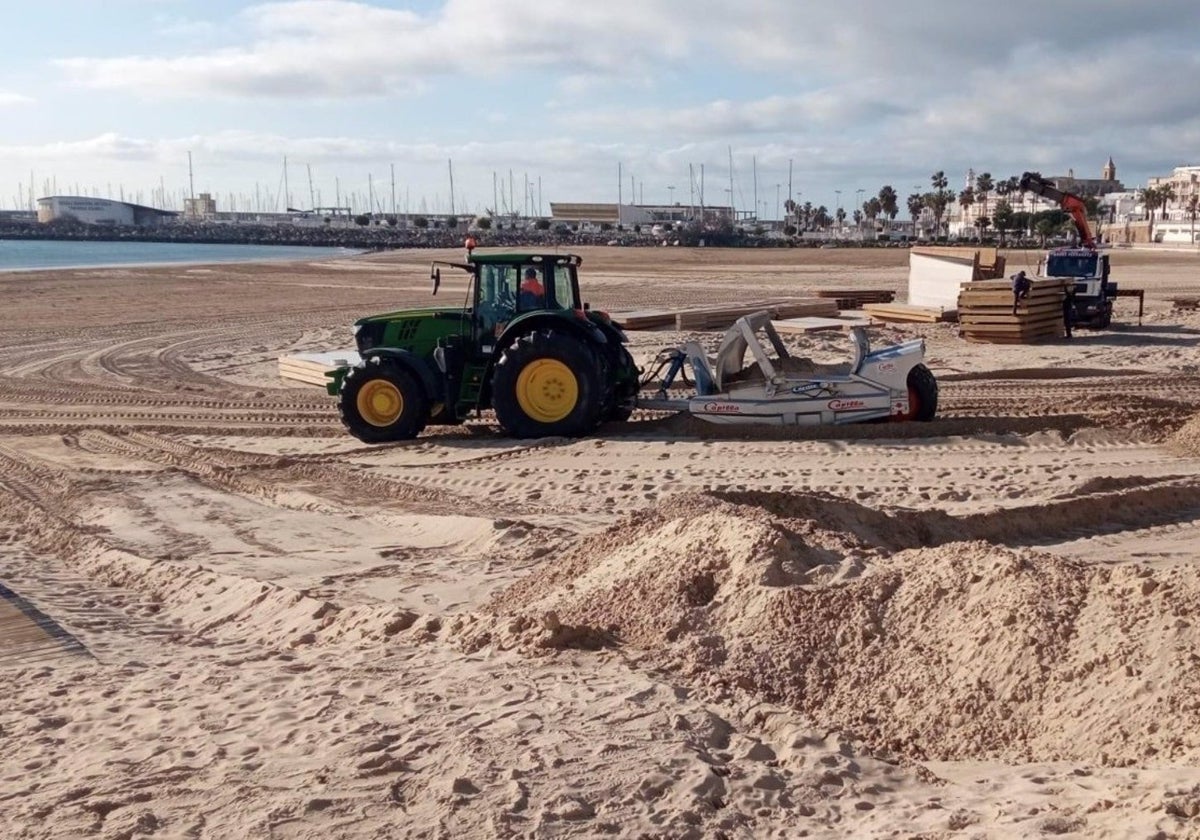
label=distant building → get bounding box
[1050,157,1124,196]
[183,192,218,220]
[1148,165,1200,223]
[549,202,731,228]
[37,196,177,227]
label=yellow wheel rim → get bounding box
[357,379,404,427]
[515,359,578,423]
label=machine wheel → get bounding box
[602,346,638,422]
[339,360,428,443]
[891,364,938,422]
[493,330,603,438]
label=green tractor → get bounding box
[326,251,639,442]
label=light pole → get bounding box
[775,183,781,221]
[667,185,675,206]
[913,185,922,238]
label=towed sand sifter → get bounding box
[637,311,938,425]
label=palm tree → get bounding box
[1140,186,1163,225]
[958,187,975,239]
[992,199,1013,247]
[907,193,924,238]
[974,172,994,219]
[930,171,952,237]
[1188,195,1199,244]
[878,185,899,225]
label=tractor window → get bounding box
[478,264,518,336]
[551,265,576,310]
[517,265,547,312]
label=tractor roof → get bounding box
[465,252,582,267]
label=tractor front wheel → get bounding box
[891,364,938,422]
[493,330,603,438]
[339,360,428,443]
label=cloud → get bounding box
[0,91,34,107]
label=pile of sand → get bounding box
[1168,411,1200,457]
[478,491,1200,766]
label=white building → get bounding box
[37,196,176,226]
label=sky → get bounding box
[4,0,1200,219]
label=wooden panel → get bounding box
[863,302,950,323]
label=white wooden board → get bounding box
[907,252,974,310]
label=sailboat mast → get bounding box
[728,146,735,221]
[753,155,758,220]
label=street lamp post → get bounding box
[913,185,921,238]
[667,185,675,205]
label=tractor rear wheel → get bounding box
[891,364,938,422]
[602,346,638,423]
[339,360,428,443]
[493,330,603,438]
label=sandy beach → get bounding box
[2,244,1200,838]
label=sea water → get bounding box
[0,239,360,272]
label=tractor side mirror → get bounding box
[583,301,591,311]
[432,267,441,295]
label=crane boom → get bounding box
[1018,172,1095,249]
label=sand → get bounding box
[2,244,1200,838]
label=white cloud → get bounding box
[0,91,34,107]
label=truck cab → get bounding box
[1039,247,1115,328]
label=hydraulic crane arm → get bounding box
[1019,172,1096,249]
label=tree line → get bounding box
[782,171,1200,244]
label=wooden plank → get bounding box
[963,333,1061,344]
[961,278,1071,292]
[959,322,1064,334]
[278,350,359,387]
[814,289,895,299]
[863,303,949,323]
[772,317,873,335]
[611,310,677,329]
[959,313,1063,326]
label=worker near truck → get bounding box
[1062,283,1076,338]
[1010,270,1032,315]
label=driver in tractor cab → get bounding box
[519,267,545,309]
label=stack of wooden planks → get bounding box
[278,350,361,386]
[814,289,896,309]
[861,302,952,323]
[673,298,838,330]
[957,278,1070,343]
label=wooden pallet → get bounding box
[861,302,950,323]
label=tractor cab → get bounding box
[431,252,585,353]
